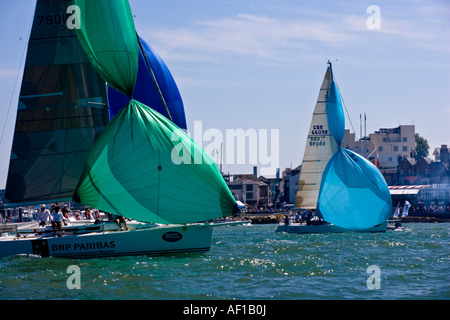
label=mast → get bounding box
[360,114,363,154]
[364,113,367,139]
[327,59,333,78]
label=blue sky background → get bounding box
[0,0,449,188]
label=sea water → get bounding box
[0,223,448,300]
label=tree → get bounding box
[415,133,429,160]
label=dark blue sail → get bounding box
[4,0,109,205]
[107,36,187,129]
[317,62,392,230]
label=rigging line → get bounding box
[136,33,173,122]
[0,6,34,145]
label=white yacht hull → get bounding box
[0,223,213,259]
[275,221,387,234]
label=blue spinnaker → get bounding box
[108,36,187,129]
[327,80,345,146]
[318,148,392,230]
[316,63,392,230]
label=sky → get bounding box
[0,0,449,188]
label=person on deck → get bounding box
[92,209,101,219]
[51,206,67,237]
[306,210,314,225]
[84,208,93,220]
[284,215,290,225]
[114,215,129,231]
[62,205,70,220]
[38,204,51,227]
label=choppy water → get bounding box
[0,223,448,300]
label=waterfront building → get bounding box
[433,144,449,163]
[225,165,282,208]
[343,125,416,169]
[258,173,282,208]
[370,125,416,168]
[280,165,301,205]
[342,129,375,159]
[389,184,450,210]
[227,177,270,207]
[397,146,450,185]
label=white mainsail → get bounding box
[295,67,338,209]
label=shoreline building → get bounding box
[225,166,273,208]
[342,125,416,185]
[342,125,416,169]
[280,165,301,205]
[370,125,416,168]
[397,144,449,186]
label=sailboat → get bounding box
[0,0,237,258]
[276,61,392,234]
[387,201,405,231]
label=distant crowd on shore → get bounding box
[238,203,450,216]
[240,202,450,220]
[408,203,450,216]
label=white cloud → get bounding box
[136,1,450,69]
[0,68,18,78]
[143,13,354,63]
[343,4,450,53]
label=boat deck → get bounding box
[276,221,387,233]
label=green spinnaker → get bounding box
[75,100,236,224]
[74,0,139,96]
[73,0,236,222]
